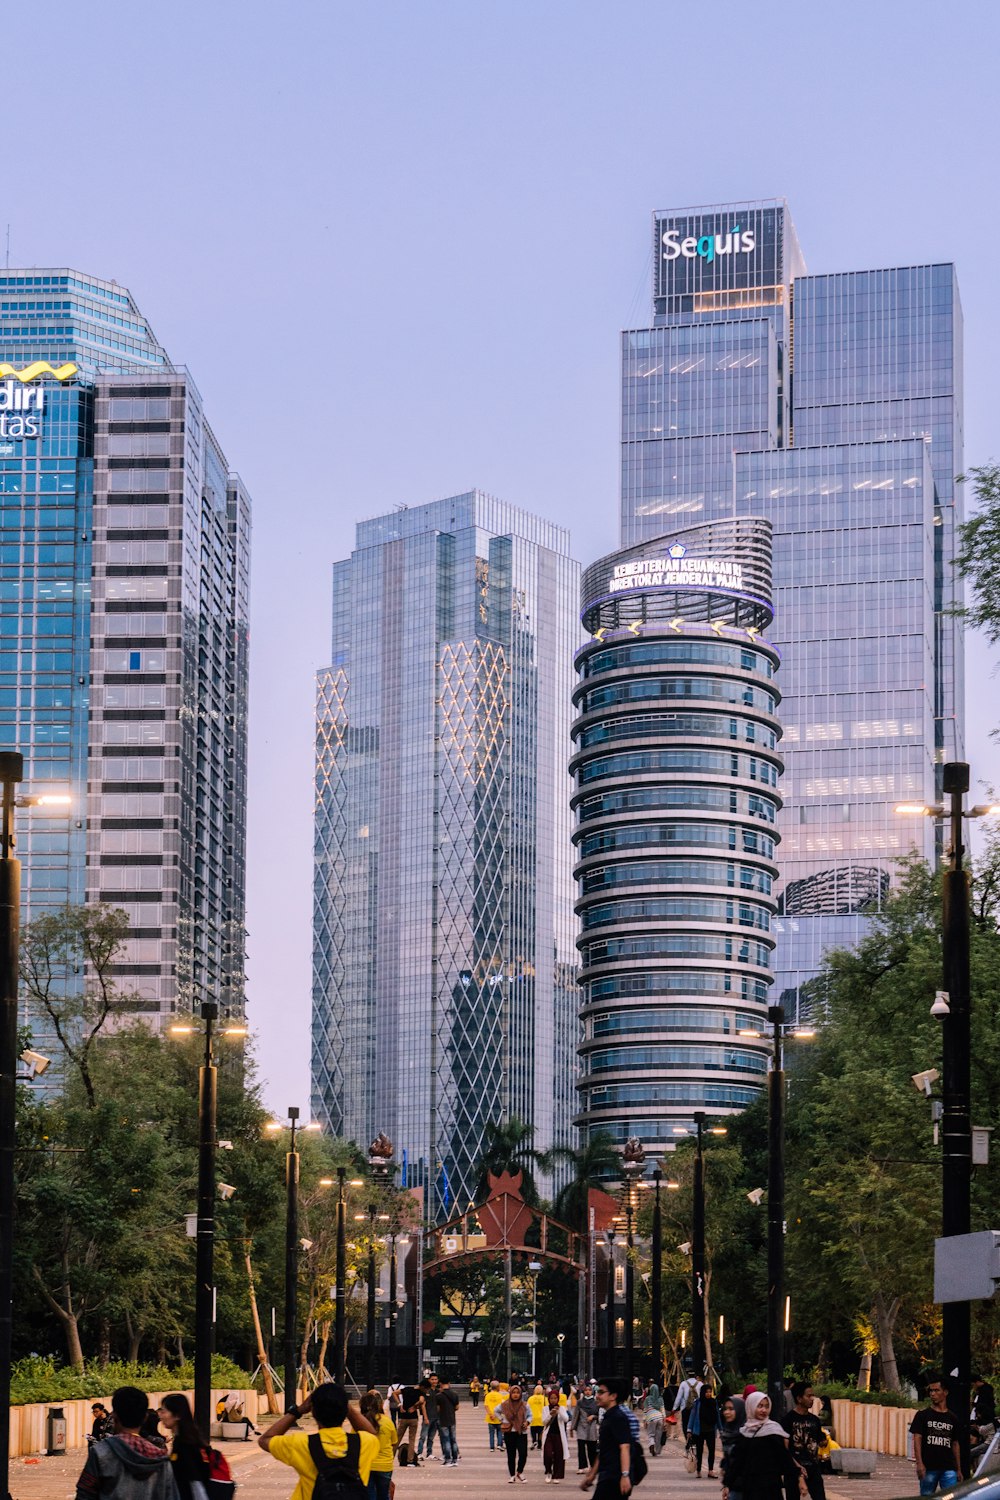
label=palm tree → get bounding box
[541,1133,621,1234]
[473,1117,542,1204]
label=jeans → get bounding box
[489,1423,503,1450]
[505,1431,528,1475]
[695,1431,716,1474]
[920,1472,960,1496]
[439,1426,459,1463]
[367,1475,392,1500]
[531,1424,543,1449]
[416,1419,438,1456]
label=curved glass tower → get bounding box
[572,516,782,1148]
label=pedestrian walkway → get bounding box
[7,1412,919,1500]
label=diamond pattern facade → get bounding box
[311,493,581,1219]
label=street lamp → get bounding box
[168,1007,246,1435]
[605,1226,617,1373]
[895,762,996,1428]
[366,1134,395,1388]
[621,1138,646,1384]
[333,1170,364,1382]
[556,1332,565,1381]
[679,1114,726,1377]
[739,1008,815,1412]
[266,1110,320,1409]
[0,755,70,1497]
[528,1260,542,1377]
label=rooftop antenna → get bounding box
[4,225,9,270]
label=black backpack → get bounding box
[307,1433,366,1500]
[630,1437,649,1486]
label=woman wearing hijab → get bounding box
[719,1395,746,1495]
[722,1392,806,1500]
[694,1380,719,1477]
[542,1388,570,1483]
[570,1382,599,1473]
[643,1383,665,1455]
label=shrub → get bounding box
[10,1354,252,1406]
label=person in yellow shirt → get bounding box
[485,1380,506,1455]
[359,1393,396,1500]
[259,1384,379,1499]
[527,1383,546,1449]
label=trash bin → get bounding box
[47,1406,67,1456]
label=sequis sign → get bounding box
[0,361,78,442]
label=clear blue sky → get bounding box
[4,0,998,1113]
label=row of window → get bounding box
[582,639,775,680]
[578,677,776,715]
[589,1006,764,1037]
[576,712,778,750]
[580,859,773,895]
[576,821,775,859]
[579,895,771,930]
[586,972,770,1002]
[586,1044,767,1074]
[581,933,771,966]
[577,785,777,823]
[577,747,780,787]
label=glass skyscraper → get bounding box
[0,269,251,1034]
[311,491,580,1219]
[619,202,961,1016]
[573,518,781,1148]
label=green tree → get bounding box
[20,904,142,1107]
[473,1117,542,1205]
[541,1133,620,1233]
[956,462,1000,658]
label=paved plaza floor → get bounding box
[8,1412,919,1500]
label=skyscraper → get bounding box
[619,201,961,1017]
[311,491,579,1219]
[573,518,781,1147]
[0,270,251,1031]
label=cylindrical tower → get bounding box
[572,517,782,1150]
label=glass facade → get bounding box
[620,203,961,1018]
[310,492,578,1218]
[311,492,580,1220]
[573,518,781,1146]
[0,270,250,1046]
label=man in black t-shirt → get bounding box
[581,1376,634,1499]
[910,1376,962,1495]
[396,1384,424,1466]
[782,1383,826,1500]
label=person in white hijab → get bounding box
[722,1393,806,1500]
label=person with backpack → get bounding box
[394,1382,424,1467]
[580,1376,646,1497]
[259,1382,379,1500]
[358,1393,396,1500]
[76,1386,179,1500]
[673,1374,703,1441]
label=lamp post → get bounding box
[170,1006,247,1431]
[334,1166,347,1382]
[366,1134,394,1388]
[528,1260,542,1378]
[556,1332,565,1381]
[265,1110,321,1410]
[621,1138,645,1384]
[766,1006,785,1415]
[194,1003,218,1434]
[0,754,23,1500]
[650,1166,663,1386]
[941,764,973,1426]
[0,758,70,1498]
[605,1227,617,1374]
[691,1112,707,1378]
[894,770,1000,1428]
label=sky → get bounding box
[4,0,999,1113]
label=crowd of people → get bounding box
[73,1366,998,1500]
